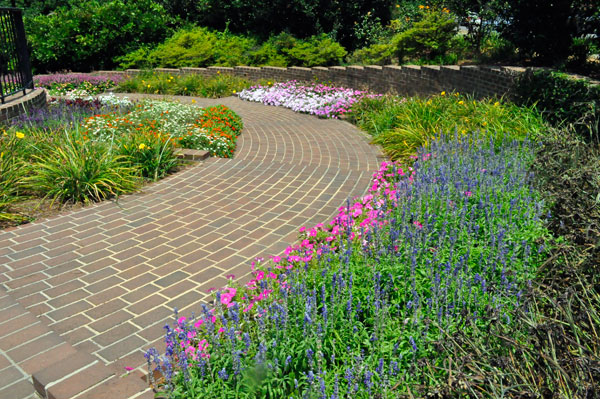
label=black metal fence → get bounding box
[0,7,33,104]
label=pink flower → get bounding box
[194,319,204,329]
[255,270,265,280]
[124,366,134,371]
[308,228,317,237]
[177,316,186,325]
[413,221,423,229]
[271,255,281,263]
[464,191,472,197]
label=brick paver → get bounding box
[0,94,384,398]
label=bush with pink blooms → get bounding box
[237,80,382,119]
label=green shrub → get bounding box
[119,29,348,69]
[246,33,298,67]
[24,128,140,204]
[349,92,547,161]
[391,9,457,62]
[283,34,347,67]
[347,43,394,65]
[514,69,600,142]
[117,27,257,69]
[26,0,172,72]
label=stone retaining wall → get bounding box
[97,65,529,99]
[0,88,47,124]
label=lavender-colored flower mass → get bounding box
[237,80,381,118]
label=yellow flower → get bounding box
[15,132,25,139]
[419,5,425,9]
[147,84,151,88]
[0,152,3,158]
[494,101,500,106]
[191,99,196,103]
[139,143,146,150]
[267,81,272,85]
[232,90,237,94]
[461,129,467,134]
[217,71,221,74]
[426,100,432,105]
[441,91,446,96]
[482,121,488,126]
[396,4,400,7]
[458,100,464,105]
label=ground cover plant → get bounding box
[116,71,264,99]
[347,92,547,162]
[35,73,125,96]
[237,81,382,119]
[0,97,243,226]
[146,132,550,398]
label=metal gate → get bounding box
[0,7,33,104]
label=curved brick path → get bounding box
[0,95,384,399]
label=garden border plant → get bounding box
[0,80,244,227]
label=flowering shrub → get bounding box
[34,73,124,96]
[146,132,549,398]
[237,81,381,119]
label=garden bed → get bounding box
[0,80,243,230]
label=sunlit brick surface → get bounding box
[0,95,384,398]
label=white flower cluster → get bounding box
[238,81,379,118]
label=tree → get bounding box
[498,0,580,65]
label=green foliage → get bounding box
[117,72,259,98]
[352,11,388,48]
[118,28,348,69]
[142,27,257,68]
[23,127,140,204]
[0,130,28,221]
[117,128,179,181]
[391,8,457,63]
[514,69,600,142]
[440,0,505,54]
[25,0,172,73]
[348,92,547,161]
[190,0,394,51]
[497,0,599,66]
[283,34,347,67]
[347,43,394,65]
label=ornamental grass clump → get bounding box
[23,127,140,204]
[147,132,549,398]
[0,129,28,221]
[238,80,382,119]
[348,92,547,162]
